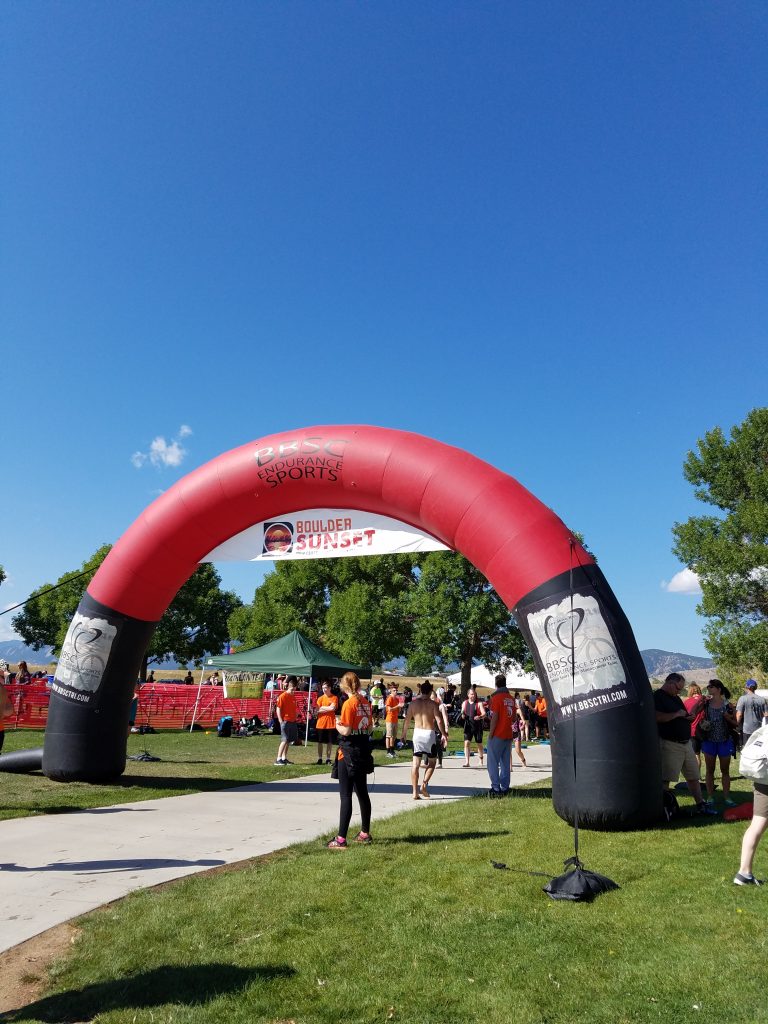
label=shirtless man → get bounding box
[400,681,448,800]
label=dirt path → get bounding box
[0,923,78,1014]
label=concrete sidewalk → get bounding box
[0,745,552,952]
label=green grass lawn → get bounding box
[4,780,766,1024]
[1,728,480,820]
[0,729,320,820]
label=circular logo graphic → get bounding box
[263,522,294,553]
[544,608,585,650]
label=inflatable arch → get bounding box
[38,425,660,828]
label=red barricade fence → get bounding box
[3,682,317,731]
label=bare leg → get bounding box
[515,737,527,766]
[720,755,731,799]
[683,776,705,804]
[463,739,470,766]
[411,756,421,799]
[739,814,768,876]
[704,753,716,800]
[422,758,436,796]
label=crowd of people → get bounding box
[278,668,768,882]
[655,671,768,885]
[263,671,546,846]
[0,660,38,686]
[3,659,765,882]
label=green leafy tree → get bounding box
[229,555,421,667]
[12,546,111,653]
[145,563,242,679]
[13,547,242,679]
[672,407,768,672]
[404,550,530,695]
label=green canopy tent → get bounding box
[199,630,370,740]
[204,629,368,678]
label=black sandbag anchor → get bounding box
[543,855,619,902]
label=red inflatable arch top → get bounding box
[90,424,592,622]
[33,423,660,831]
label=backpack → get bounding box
[739,725,768,782]
[662,789,681,822]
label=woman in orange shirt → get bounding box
[327,672,374,849]
[314,680,338,766]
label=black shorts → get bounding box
[464,720,483,743]
[316,727,337,744]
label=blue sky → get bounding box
[1,1,766,657]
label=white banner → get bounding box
[525,591,635,721]
[55,613,117,696]
[202,508,449,562]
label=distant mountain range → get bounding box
[0,640,715,678]
[0,640,56,665]
[640,649,715,676]
[0,640,184,669]
[388,650,715,678]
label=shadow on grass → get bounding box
[0,962,294,1023]
[381,829,513,845]
[138,759,214,765]
[508,787,553,799]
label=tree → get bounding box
[404,550,531,695]
[672,407,768,672]
[12,546,111,653]
[228,555,420,667]
[13,547,242,679]
[143,563,242,679]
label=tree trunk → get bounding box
[460,657,472,698]
[140,653,149,683]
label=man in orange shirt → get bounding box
[487,674,517,796]
[534,694,548,739]
[384,681,401,758]
[314,680,338,766]
[274,676,298,765]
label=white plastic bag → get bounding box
[739,725,768,782]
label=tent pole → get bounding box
[267,677,275,723]
[189,666,206,732]
[304,676,313,748]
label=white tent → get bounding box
[446,663,542,692]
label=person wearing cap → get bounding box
[735,679,767,747]
[654,672,714,815]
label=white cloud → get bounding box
[0,606,20,642]
[149,437,185,467]
[662,569,702,595]
[131,426,191,470]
